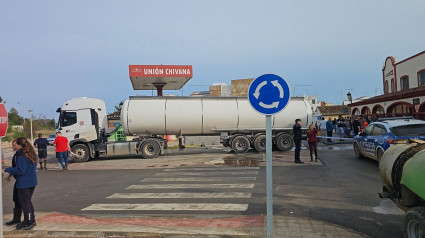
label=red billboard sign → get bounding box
[0,103,8,138]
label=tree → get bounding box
[114,101,124,112]
[8,107,23,126]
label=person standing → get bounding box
[352,116,361,136]
[33,133,49,170]
[2,137,38,230]
[3,140,22,226]
[293,119,304,164]
[326,117,334,142]
[306,124,319,162]
[53,131,70,171]
[336,115,345,138]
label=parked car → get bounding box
[353,118,425,162]
[47,134,56,145]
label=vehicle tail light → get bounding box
[387,139,408,144]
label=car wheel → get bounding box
[353,143,363,159]
[404,207,425,238]
[376,148,384,163]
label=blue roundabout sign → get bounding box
[248,74,291,115]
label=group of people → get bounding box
[293,119,319,164]
[316,115,371,141]
[1,131,71,230]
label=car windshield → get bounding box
[390,124,425,136]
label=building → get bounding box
[209,83,231,97]
[350,51,425,120]
[316,105,350,120]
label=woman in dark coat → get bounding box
[2,137,38,230]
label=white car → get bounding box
[47,134,56,145]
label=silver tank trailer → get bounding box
[121,96,311,136]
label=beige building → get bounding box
[350,51,425,120]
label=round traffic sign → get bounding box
[248,74,291,115]
[0,103,8,138]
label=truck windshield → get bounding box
[390,124,425,136]
[60,111,77,127]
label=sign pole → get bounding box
[247,74,290,238]
[266,115,273,238]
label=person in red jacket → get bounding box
[306,124,319,162]
[53,131,70,171]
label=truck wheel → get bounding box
[276,134,294,151]
[71,144,90,163]
[253,135,267,152]
[231,136,250,153]
[404,207,425,238]
[140,141,160,159]
[354,143,363,159]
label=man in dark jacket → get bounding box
[293,119,304,164]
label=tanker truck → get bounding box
[378,139,425,238]
[56,96,312,162]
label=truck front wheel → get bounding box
[140,141,160,159]
[276,134,294,151]
[404,207,425,238]
[231,136,250,153]
[71,144,90,163]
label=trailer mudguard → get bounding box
[401,149,425,200]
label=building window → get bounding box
[418,70,425,86]
[400,76,409,90]
[384,81,389,93]
[391,78,395,92]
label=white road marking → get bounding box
[155,171,258,176]
[142,177,257,182]
[163,167,259,171]
[127,184,255,189]
[82,203,248,211]
[107,192,251,199]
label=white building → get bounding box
[350,51,425,120]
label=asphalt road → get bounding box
[1,144,404,237]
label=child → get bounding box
[306,124,319,162]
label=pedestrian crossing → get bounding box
[81,166,260,214]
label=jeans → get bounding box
[57,151,68,166]
[327,130,333,142]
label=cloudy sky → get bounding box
[1,0,424,119]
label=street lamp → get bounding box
[347,92,353,104]
[28,110,33,143]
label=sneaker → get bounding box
[295,160,304,164]
[44,167,47,171]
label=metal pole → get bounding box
[0,138,3,238]
[266,115,273,238]
[29,110,33,143]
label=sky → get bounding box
[1,0,424,120]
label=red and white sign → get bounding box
[129,65,193,78]
[0,103,8,138]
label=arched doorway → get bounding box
[417,102,425,120]
[361,106,371,116]
[372,105,385,118]
[352,108,360,116]
[386,102,413,117]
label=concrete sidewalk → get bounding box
[3,212,368,237]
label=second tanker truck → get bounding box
[56,96,312,162]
